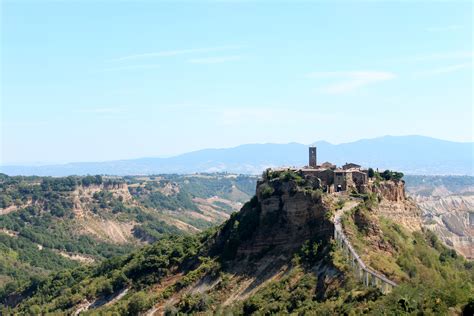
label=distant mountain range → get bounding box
[2,136,473,176]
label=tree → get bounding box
[28,305,42,315]
[127,292,150,316]
[368,168,375,178]
[392,172,404,181]
[382,170,392,181]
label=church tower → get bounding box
[309,146,317,168]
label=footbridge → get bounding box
[334,200,398,294]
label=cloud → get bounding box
[415,62,472,76]
[109,46,241,62]
[188,55,242,64]
[307,71,396,94]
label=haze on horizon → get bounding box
[1,1,473,165]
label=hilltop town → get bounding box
[264,146,376,194]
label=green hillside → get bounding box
[3,172,472,315]
[0,173,257,304]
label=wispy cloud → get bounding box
[426,25,463,32]
[109,45,241,62]
[415,62,472,76]
[188,55,242,64]
[307,71,396,94]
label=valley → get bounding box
[0,173,256,300]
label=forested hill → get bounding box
[2,135,473,176]
[0,173,257,302]
[3,170,473,315]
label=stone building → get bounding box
[309,146,317,168]
[320,161,336,170]
[343,162,361,170]
[334,170,354,192]
[300,168,335,193]
[351,170,368,192]
[267,147,369,194]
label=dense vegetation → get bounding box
[150,174,256,203]
[373,169,404,181]
[0,173,257,309]
[2,234,205,314]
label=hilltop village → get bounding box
[265,146,370,194]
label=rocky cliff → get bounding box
[212,173,334,260]
[247,177,332,255]
[369,180,422,232]
[370,180,406,202]
[403,176,474,260]
[413,194,473,259]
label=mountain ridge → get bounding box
[2,135,473,176]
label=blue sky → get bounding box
[1,1,472,164]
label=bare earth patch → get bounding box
[79,218,135,244]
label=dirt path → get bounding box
[333,199,361,236]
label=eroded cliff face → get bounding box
[370,180,406,202]
[370,180,422,232]
[369,179,474,259]
[238,179,332,255]
[413,194,474,259]
[213,177,333,260]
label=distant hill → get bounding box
[1,135,473,176]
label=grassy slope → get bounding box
[341,198,474,314]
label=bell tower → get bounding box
[309,146,317,168]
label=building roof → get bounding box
[343,162,361,168]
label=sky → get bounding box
[1,1,473,165]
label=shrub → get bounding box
[260,184,275,198]
[311,189,322,203]
[178,293,212,313]
[127,292,151,316]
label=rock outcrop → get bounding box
[214,176,333,259]
[239,178,332,255]
[370,180,405,202]
[369,180,422,232]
